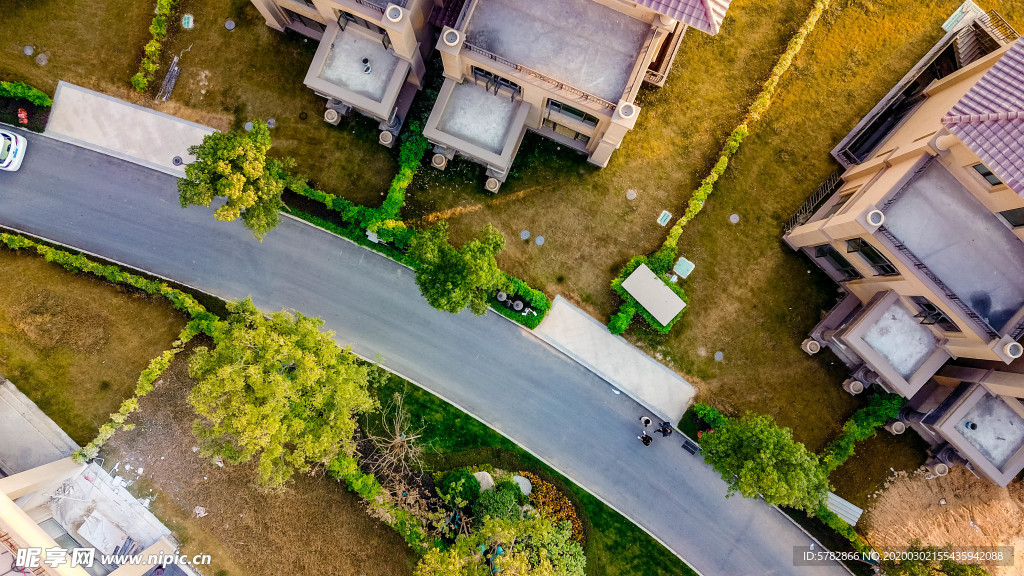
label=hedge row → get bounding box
[0,81,52,107]
[820,392,904,474]
[328,454,436,554]
[606,0,833,334]
[285,126,552,329]
[490,274,552,329]
[0,232,217,460]
[132,0,179,92]
[608,255,688,334]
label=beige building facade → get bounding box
[785,6,1024,485]
[249,0,732,186]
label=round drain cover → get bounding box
[172,156,184,166]
[225,19,235,31]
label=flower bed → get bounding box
[0,81,52,132]
[520,471,584,543]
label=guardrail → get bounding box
[351,0,406,14]
[783,169,844,234]
[463,43,616,110]
[985,9,1020,41]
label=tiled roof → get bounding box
[943,40,1024,195]
[634,0,732,35]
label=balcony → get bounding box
[456,0,649,106]
[304,20,411,121]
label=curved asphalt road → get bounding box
[0,128,848,576]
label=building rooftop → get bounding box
[464,0,650,102]
[861,301,938,379]
[317,26,400,102]
[634,0,732,35]
[958,392,1024,468]
[943,40,1024,195]
[883,160,1024,331]
[437,81,520,154]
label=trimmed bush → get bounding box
[608,303,636,335]
[521,471,584,543]
[691,403,728,430]
[472,482,521,522]
[609,255,687,333]
[437,468,482,508]
[0,81,53,107]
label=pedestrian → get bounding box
[656,422,673,437]
[638,431,653,446]
[640,416,653,428]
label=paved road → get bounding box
[0,128,848,576]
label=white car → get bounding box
[0,129,27,172]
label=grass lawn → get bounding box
[0,250,185,444]
[364,374,699,576]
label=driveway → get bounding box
[0,127,848,576]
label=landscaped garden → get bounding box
[0,236,695,576]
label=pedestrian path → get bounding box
[45,81,215,177]
[533,296,695,422]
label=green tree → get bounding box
[187,298,375,486]
[408,221,511,315]
[178,121,290,239]
[414,515,585,576]
[699,413,829,511]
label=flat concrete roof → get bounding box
[533,296,694,422]
[621,263,686,326]
[0,379,79,475]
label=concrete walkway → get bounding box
[534,296,694,422]
[45,81,215,177]
[0,379,79,476]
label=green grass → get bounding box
[365,374,699,576]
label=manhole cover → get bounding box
[35,53,48,66]
[182,14,194,29]
[225,19,235,31]
[714,351,724,362]
[729,213,740,224]
[299,112,308,120]
[520,230,530,240]
[244,121,253,131]
[626,189,637,200]
[23,45,34,56]
[172,156,184,166]
[535,236,545,246]
[266,118,276,128]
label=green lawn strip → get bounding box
[366,373,699,576]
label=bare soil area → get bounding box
[862,467,1024,576]
[103,339,416,576]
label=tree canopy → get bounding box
[187,298,375,486]
[178,121,289,239]
[699,412,829,511]
[414,515,585,576]
[407,221,511,315]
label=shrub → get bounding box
[437,468,481,508]
[815,506,871,554]
[820,392,904,474]
[0,81,53,107]
[132,0,179,91]
[144,40,162,60]
[520,471,584,543]
[149,16,168,39]
[472,483,521,522]
[609,255,687,333]
[608,303,636,335]
[691,403,728,430]
[490,273,552,329]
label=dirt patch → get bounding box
[862,467,1024,576]
[104,339,416,576]
[6,288,111,352]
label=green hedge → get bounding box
[815,506,872,555]
[328,454,437,554]
[607,0,834,334]
[132,0,179,92]
[489,274,552,329]
[609,255,687,334]
[0,232,216,460]
[820,392,904,474]
[691,403,728,430]
[0,81,52,107]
